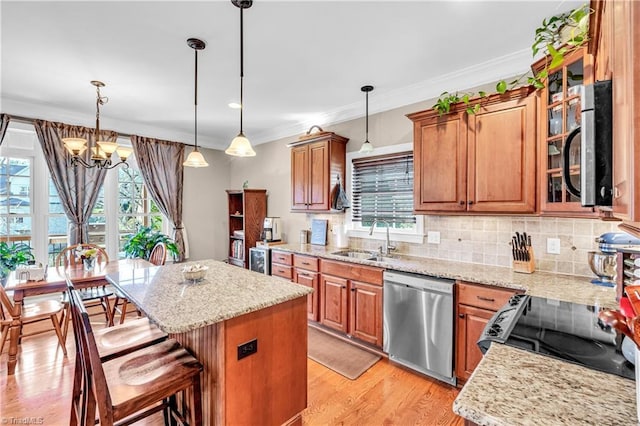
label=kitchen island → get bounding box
[106,259,313,426]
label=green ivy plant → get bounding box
[0,242,35,281]
[122,226,179,261]
[433,3,591,116]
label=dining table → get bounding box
[3,258,151,375]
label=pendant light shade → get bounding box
[225,0,256,157]
[359,85,374,154]
[184,37,209,168]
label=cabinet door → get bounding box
[455,304,494,382]
[291,145,309,210]
[307,141,330,211]
[413,111,468,212]
[348,280,382,347]
[320,274,348,333]
[467,95,536,213]
[295,269,319,322]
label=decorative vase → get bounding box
[83,257,96,271]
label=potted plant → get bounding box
[0,241,35,285]
[123,226,179,261]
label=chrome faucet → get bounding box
[368,218,396,255]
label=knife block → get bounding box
[512,247,535,274]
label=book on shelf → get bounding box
[233,230,245,238]
[231,239,244,259]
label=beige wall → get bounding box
[183,147,230,261]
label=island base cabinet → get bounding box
[172,297,308,425]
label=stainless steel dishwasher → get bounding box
[383,270,455,386]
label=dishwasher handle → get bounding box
[383,272,454,295]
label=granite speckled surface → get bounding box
[453,344,637,426]
[105,259,312,334]
[273,244,618,309]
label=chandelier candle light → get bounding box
[359,85,374,154]
[62,81,133,169]
[225,0,256,157]
[183,38,209,168]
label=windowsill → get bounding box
[349,229,424,244]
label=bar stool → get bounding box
[67,284,202,426]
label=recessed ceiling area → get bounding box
[1,1,582,150]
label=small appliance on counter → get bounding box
[478,294,634,380]
[249,246,270,275]
[262,217,281,242]
[589,232,640,287]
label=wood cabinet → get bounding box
[408,88,537,214]
[590,0,640,233]
[531,47,598,217]
[455,281,519,383]
[319,259,383,347]
[290,132,348,212]
[226,189,267,268]
[293,254,320,321]
[271,250,293,280]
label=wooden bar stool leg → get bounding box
[49,314,67,355]
[104,296,114,327]
[119,299,129,325]
[192,373,203,426]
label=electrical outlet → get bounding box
[237,339,258,360]
[547,238,561,255]
[427,231,441,244]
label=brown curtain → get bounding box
[0,114,10,145]
[34,120,118,245]
[130,135,186,262]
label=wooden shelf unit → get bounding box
[226,189,267,268]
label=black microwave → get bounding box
[562,80,613,207]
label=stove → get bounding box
[478,294,634,380]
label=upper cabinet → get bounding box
[290,132,348,212]
[532,47,597,217]
[590,0,640,232]
[408,88,537,214]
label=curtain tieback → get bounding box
[173,227,184,230]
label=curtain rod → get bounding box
[6,114,196,147]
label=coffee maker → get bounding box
[262,217,282,242]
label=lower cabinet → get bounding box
[293,254,320,321]
[455,281,519,383]
[319,259,383,348]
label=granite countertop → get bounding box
[454,344,637,426]
[106,259,312,334]
[273,244,618,309]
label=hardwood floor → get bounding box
[1,305,463,425]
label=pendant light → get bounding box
[183,38,209,168]
[225,0,256,157]
[359,85,374,154]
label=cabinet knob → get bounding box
[342,285,347,289]
[468,200,474,205]
[459,201,465,205]
[459,313,465,318]
[350,288,355,292]
[614,186,622,199]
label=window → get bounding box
[348,143,423,243]
[0,157,32,247]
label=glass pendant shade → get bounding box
[63,138,87,155]
[97,141,118,155]
[115,146,133,160]
[183,149,209,167]
[225,132,256,157]
[359,140,374,154]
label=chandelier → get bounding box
[62,80,132,169]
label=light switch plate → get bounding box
[427,231,441,244]
[547,238,561,255]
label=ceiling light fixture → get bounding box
[62,81,132,169]
[359,85,374,154]
[183,38,209,168]
[225,0,256,157]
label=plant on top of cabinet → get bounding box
[432,3,592,116]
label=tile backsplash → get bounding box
[314,215,621,278]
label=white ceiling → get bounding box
[1,0,582,150]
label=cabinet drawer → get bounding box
[271,251,293,266]
[272,264,293,280]
[456,281,518,311]
[293,254,319,271]
[320,259,383,286]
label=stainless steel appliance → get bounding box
[562,80,613,206]
[248,246,270,275]
[478,294,634,380]
[262,217,282,242]
[383,270,455,386]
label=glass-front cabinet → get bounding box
[533,46,596,216]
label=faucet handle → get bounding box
[387,244,397,252]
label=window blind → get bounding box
[352,151,415,226]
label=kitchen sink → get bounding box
[331,250,377,260]
[368,255,398,263]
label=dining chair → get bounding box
[111,242,167,325]
[67,284,203,426]
[56,244,114,327]
[0,282,67,357]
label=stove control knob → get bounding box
[487,327,499,337]
[490,324,502,334]
[509,295,521,306]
